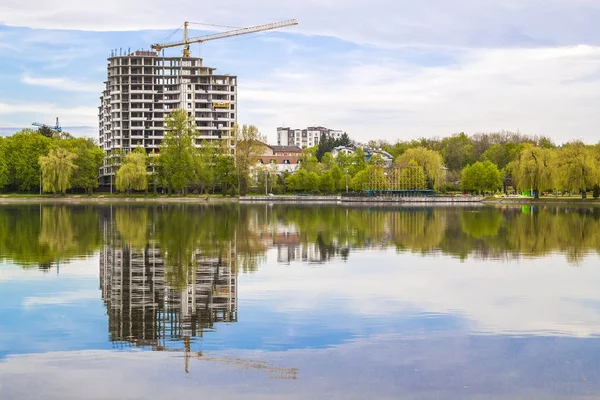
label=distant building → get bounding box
[364,148,394,167]
[277,126,344,148]
[331,146,355,157]
[257,143,303,173]
[331,145,393,167]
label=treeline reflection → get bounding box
[1,204,599,271]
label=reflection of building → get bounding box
[99,244,237,349]
[255,224,328,264]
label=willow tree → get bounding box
[395,147,445,190]
[116,149,148,193]
[554,142,600,198]
[39,148,78,194]
[510,145,555,198]
[233,123,265,195]
[158,109,196,194]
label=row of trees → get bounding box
[2,112,600,197]
[0,130,104,194]
[284,133,600,198]
[114,110,265,196]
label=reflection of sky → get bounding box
[2,249,600,360]
[2,247,600,398]
[1,334,600,400]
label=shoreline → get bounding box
[0,195,598,205]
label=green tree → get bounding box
[352,148,368,173]
[554,142,599,199]
[116,149,148,193]
[39,148,78,194]
[60,138,104,194]
[331,165,342,192]
[285,173,300,192]
[461,161,502,194]
[322,152,336,170]
[305,171,320,192]
[299,150,319,173]
[396,147,445,190]
[0,138,9,190]
[233,123,265,196]
[319,171,335,193]
[510,145,555,198]
[158,109,197,194]
[4,130,52,191]
[440,132,474,172]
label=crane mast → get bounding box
[152,19,298,57]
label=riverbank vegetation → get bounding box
[1,111,600,198]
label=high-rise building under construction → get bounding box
[97,51,237,184]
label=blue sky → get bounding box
[1,0,600,143]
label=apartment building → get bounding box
[277,126,344,148]
[98,51,237,184]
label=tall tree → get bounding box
[511,145,555,198]
[554,142,600,198]
[39,148,78,194]
[158,109,197,194]
[233,123,265,196]
[116,149,148,193]
[440,132,474,172]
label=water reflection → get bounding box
[1,204,600,270]
[3,204,600,398]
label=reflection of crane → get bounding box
[32,117,62,133]
[157,340,299,379]
[152,19,298,57]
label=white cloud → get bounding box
[2,0,600,49]
[0,102,98,134]
[21,74,102,93]
[240,45,600,143]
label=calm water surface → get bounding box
[1,204,600,399]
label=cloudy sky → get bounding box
[1,0,600,143]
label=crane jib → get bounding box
[151,19,298,56]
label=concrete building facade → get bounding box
[98,51,237,184]
[277,126,344,148]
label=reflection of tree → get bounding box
[460,210,502,239]
[0,205,102,268]
[115,207,149,249]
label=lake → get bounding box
[1,203,600,399]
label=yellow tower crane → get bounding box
[151,19,299,57]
